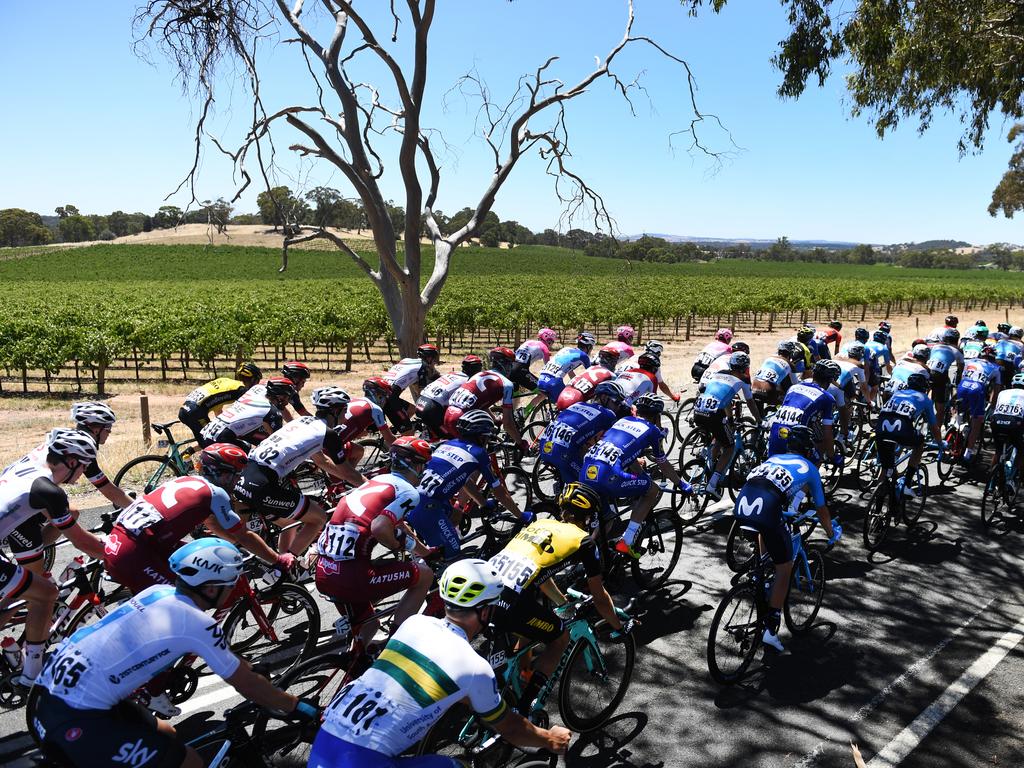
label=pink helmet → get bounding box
[616,325,635,343]
[538,327,557,345]
[715,328,734,343]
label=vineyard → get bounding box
[2,242,1024,393]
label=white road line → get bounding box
[792,595,995,767]
[867,609,1024,767]
[176,684,242,717]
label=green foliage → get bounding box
[989,123,1024,219]
[0,208,52,247]
[257,186,309,231]
[57,215,96,243]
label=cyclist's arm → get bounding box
[538,578,566,606]
[491,483,521,516]
[226,659,299,714]
[97,481,133,511]
[739,382,760,421]
[586,574,623,631]
[370,514,432,557]
[501,406,523,443]
[488,708,572,754]
[61,521,106,560]
[30,479,105,559]
[208,516,281,566]
[460,474,489,507]
[657,380,678,401]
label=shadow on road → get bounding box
[567,712,664,768]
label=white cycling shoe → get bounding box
[145,692,182,719]
[762,629,785,652]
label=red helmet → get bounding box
[390,435,432,468]
[417,344,440,362]
[200,443,248,476]
[488,347,515,371]
[281,361,311,381]
[462,355,483,376]
[265,377,297,401]
[362,376,394,402]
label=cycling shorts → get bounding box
[733,479,793,565]
[103,527,176,594]
[382,389,413,431]
[32,689,185,768]
[875,414,923,470]
[3,514,46,565]
[309,732,458,768]
[0,556,32,603]
[234,463,310,520]
[509,362,539,393]
[867,368,882,387]
[414,398,446,439]
[315,556,420,627]
[930,373,951,403]
[538,446,583,486]
[693,411,732,445]
[492,586,564,644]
[407,497,462,558]
[751,381,782,407]
[956,380,989,418]
[177,402,209,442]
[580,462,651,499]
[536,372,566,401]
[991,418,1024,453]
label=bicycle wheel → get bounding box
[530,457,561,503]
[676,429,711,473]
[630,508,683,590]
[481,467,533,542]
[558,627,636,732]
[980,464,1008,527]
[726,430,760,502]
[113,454,183,497]
[672,397,696,443]
[223,584,321,675]
[521,418,551,450]
[355,437,389,474]
[821,442,845,496]
[854,438,881,493]
[251,653,351,767]
[677,459,712,526]
[724,519,758,573]
[414,701,506,764]
[937,426,962,482]
[706,581,761,685]
[902,464,929,525]
[783,547,825,634]
[862,483,893,552]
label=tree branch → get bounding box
[280,227,381,283]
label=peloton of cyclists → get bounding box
[178,361,263,444]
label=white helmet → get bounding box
[71,401,116,428]
[311,386,351,411]
[439,559,503,608]
[169,537,244,587]
[46,428,98,463]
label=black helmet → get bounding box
[281,361,311,381]
[873,330,888,343]
[945,315,958,327]
[593,380,626,406]
[812,359,841,383]
[998,322,1011,334]
[846,343,866,361]
[558,482,601,524]
[780,425,816,456]
[236,361,263,384]
[265,377,297,402]
[854,327,869,343]
[828,320,843,331]
[634,393,664,415]
[637,353,661,373]
[455,409,497,440]
[906,372,930,392]
[941,328,960,345]
[730,341,750,354]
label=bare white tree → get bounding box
[135,0,725,355]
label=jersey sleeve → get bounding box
[209,484,243,531]
[473,445,500,488]
[921,397,937,426]
[467,666,507,724]
[28,477,73,529]
[738,380,754,403]
[648,424,668,462]
[819,394,836,425]
[369,402,387,429]
[84,459,109,490]
[500,378,514,406]
[384,484,420,522]
[805,467,827,508]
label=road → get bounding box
[2,465,1023,767]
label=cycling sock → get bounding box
[22,642,44,680]
[622,521,641,546]
[766,610,782,636]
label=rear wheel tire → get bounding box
[113,455,183,497]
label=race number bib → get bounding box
[756,368,779,384]
[748,463,794,494]
[115,500,164,537]
[543,422,577,448]
[318,522,361,560]
[418,468,445,496]
[541,360,562,376]
[327,682,397,738]
[585,441,622,465]
[448,388,479,410]
[774,405,804,426]
[489,551,538,592]
[694,395,721,414]
[995,402,1024,418]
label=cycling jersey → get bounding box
[604,340,634,362]
[181,377,248,418]
[888,360,930,391]
[698,355,749,390]
[767,382,836,456]
[490,519,597,594]
[514,339,550,366]
[335,398,388,444]
[879,389,936,429]
[617,356,665,384]
[992,388,1024,423]
[383,358,432,391]
[694,372,753,416]
[927,344,964,377]
[835,360,866,393]
[556,366,614,410]
[539,402,618,483]
[995,339,1023,367]
[248,416,344,479]
[814,328,841,349]
[864,340,894,369]
[416,372,468,407]
[443,371,515,436]
[537,348,592,400]
[2,442,111,494]
[580,416,666,498]
[961,339,986,360]
[200,390,281,447]
[754,356,797,390]
[956,358,1003,418]
[0,463,73,564]
[614,368,658,406]
[693,340,731,369]
[312,613,505,760]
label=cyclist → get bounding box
[992,322,1012,342]
[994,327,1024,381]
[0,429,106,685]
[281,360,313,417]
[531,332,597,411]
[814,321,843,356]
[443,347,527,450]
[415,355,483,439]
[408,410,526,557]
[833,343,869,441]
[234,386,353,566]
[767,360,840,462]
[875,372,943,497]
[865,329,895,400]
[732,425,841,652]
[375,344,442,431]
[605,324,636,362]
[928,328,965,425]
[307,558,571,766]
[929,314,958,341]
[884,344,932,400]
[315,436,436,648]
[32,538,318,768]
[580,394,690,558]
[511,328,556,393]
[956,345,1004,463]
[788,326,819,369]
[539,381,629,488]
[489,482,632,712]
[693,351,761,501]
[554,352,617,411]
[618,340,680,403]
[961,325,988,359]
[752,342,805,405]
[691,328,733,382]
[334,387,397,479]
[989,372,1024,494]
[178,361,263,443]
[199,376,297,449]
[614,351,662,406]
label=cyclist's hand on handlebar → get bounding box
[291,698,322,722]
[610,616,638,641]
[677,479,694,495]
[274,552,297,572]
[546,725,573,754]
[671,392,681,403]
[519,509,536,525]
[827,522,843,548]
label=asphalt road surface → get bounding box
[3,462,1023,768]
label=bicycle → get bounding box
[862,442,936,552]
[706,507,827,685]
[113,420,198,497]
[980,442,1021,527]
[677,423,760,526]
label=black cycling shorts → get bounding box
[930,373,951,404]
[991,418,1024,455]
[3,513,46,565]
[690,362,708,384]
[234,463,308,520]
[874,413,923,470]
[32,689,185,768]
[177,403,208,443]
[733,479,792,565]
[693,410,732,446]
[509,362,539,393]
[492,586,565,644]
[382,388,413,431]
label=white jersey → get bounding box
[384,358,422,390]
[418,372,467,406]
[836,360,866,388]
[614,369,657,405]
[616,356,664,384]
[38,585,240,710]
[0,463,71,541]
[201,391,274,441]
[249,416,328,479]
[0,443,46,478]
[698,355,732,389]
[320,614,505,756]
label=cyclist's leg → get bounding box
[177,404,207,445]
[492,594,567,709]
[615,471,656,549]
[103,529,175,594]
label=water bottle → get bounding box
[1,637,21,671]
[58,555,86,584]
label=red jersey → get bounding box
[316,474,420,562]
[556,366,614,410]
[334,397,387,444]
[442,370,515,435]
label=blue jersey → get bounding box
[695,372,752,415]
[865,340,893,368]
[809,337,831,361]
[539,402,617,466]
[582,416,667,474]
[879,388,936,427]
[995,339,1023,366]
[961,359,1002,391]
[742,454,826,508]
[755,357,796,389]
[416,439,497,500]
[768,382,836,456]
[889,360,929,389]
[540,347,592,380]
[927,344,963,377]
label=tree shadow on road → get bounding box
[566,712,664,768]
[623,580,713,646]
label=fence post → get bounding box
[140,391,152,446]
[685,314,693,341]
[21,367,27,394]
[345,341,354,372]
[767,312,774,332]
[97,363,106,396]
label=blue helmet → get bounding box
[169,537,244,588]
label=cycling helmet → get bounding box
[634,393,665,415]
[462,355,484,377]
[998,323,1011,334]
[878,321,892,332]
[455,410,497,440]
[439,558,503,608]
[812,359,841,383]
[597,346,620,369]
[1011,372,1024,389]
[593,380,626,407]
[361,377,393,405]
[488,347,515,372]
[784,342,805,364]
[314,385,353,410]
[730,341,750,354]
[1012,327,1024,340]
[577,332,597,350]
[779,425,816,457]
[728,351,750,371]
[265,377,297,402]
[558,482,601,523]
[644,341,665,356]
[417,343,440,363]
[281,361,311,381]
[911,344,931,362]
[637,353,661,373]
[854,327,869,343]
[872,330,889,343]
[796,326,815,343]
[925,333,941,345]
[777,340,793,356]
[715,328,734,343]
[974,325,990,340]
[828,320,843,331]
[846,343,866,360]
[199,443,248,479]
[236,361,263,383]
[537,328,557,345]
[941,328,960,345]
[980,345,997,360]
[911,338,926,348]
[70,401,116,429]
[945,315,958,327]
[616,325,635,343]
[169,537,244,588]
[390,435,432,471]
[905,372,930,392]
[975,319,987,327]
[46,428,98,463]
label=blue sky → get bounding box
[1,0,1021,245]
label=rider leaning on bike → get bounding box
[988,372,1024,492]
[178,361,263,444]
[875,372,944,497]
